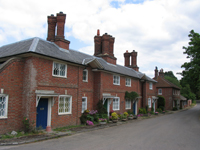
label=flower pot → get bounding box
[128,117,133,120]
[112,120,118,123]
[121,118,127,121]
[133,116,138,119]
[99,122,107,125]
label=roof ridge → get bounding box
[28,38,39,52]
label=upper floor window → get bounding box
[82,97,87,113]
[125,78,131,87]
[83,69,88,82]
[113,98,120,110]
[125,99,131,109]
[53,62,67,77]
[0,94,8,118]
[158,89,162,95]
[148,98,151,108]
[149,82,153,90]
[58,95,72,115]
[113,75,120,85]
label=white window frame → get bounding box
[113,75,120,85]
[149,82,153,90]
[52,62,67,78]
[113,97,120,110]
[83,69,88,82]
[148,98,151,108]
[158,89,162,95]
[58,95,72,115]
[125,99,131,109]
[125,78,131,87]
[82,97,87,113]
[0,94,8,119]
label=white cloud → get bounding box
[0,0,199,80]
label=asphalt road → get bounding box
[1,104,200,150]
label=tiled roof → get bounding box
[154,76,180,89]
[0,37,156,82]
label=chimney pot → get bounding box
[97,29,100,36]
[126,50,128,53]
[59,11,63,14]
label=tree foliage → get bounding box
[125,91,139,101]
[180,84,196,101]
[180,30,200,99]
[164,71,181,88]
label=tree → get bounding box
[164,71,181,88]
[180,84,196,102]
[157,96,165,111]
[180,30,200,99]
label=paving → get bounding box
[0,105,195,146]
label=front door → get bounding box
[133,102,135,115]
[36,98,48,129]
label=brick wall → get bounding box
[0,58,24,134]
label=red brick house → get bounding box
[153,67,186,110]
[0,12,157,134]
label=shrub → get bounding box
[22,117,35,133]
[143,108,147,114]
[173,107,178,111]
[139,108,143,114]
[124,112,128,117]
[97,100,107,115]
[157,96,165,110]
[111,112,118,120]
[156,108,162,113]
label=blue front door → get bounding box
[36,98,48,129]
[133,102,135,115]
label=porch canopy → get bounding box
[180,95,187,101]
[152,96,158,103]
[35,90,59,107]
[103,95,117,104]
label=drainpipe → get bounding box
[76,67,80,125]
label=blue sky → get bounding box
[0,0,200,79]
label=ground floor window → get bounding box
[82,97,87,113]
[125,99,131,109]
[148,98,151,108]
[0,94,8,118]
[58,95,72,115]
[113,98,120,110]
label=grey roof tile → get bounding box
[0,37,156,82]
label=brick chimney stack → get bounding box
[94,30,117,65]
[123,50,139,71]
[47,12,70,50]
[154,66,158,79]
[47,14,57,41]
[159,68,164,78]
[124,50,130,67]
[56,12,66,39]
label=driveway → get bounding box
[1,104,200,150]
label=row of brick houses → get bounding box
[0,12,185,134]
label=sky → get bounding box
[0,0,200,80]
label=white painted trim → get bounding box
[113,75,120,85]
[52,62,67,78]
[58,95,72,115]
[47,98,52,127]
[82,97,87,113]
[135,101,137,115]
[0,94,8,119]
[83,69,88,82]
[113,97,120,110]
[125,78,131,87]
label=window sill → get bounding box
[125,108,131,110]
[52,75,67,78]
[58,113,72,115]
[83,80,88,82]
[0,117,8,119]
[126,85,131,87]
[113,83,120,86]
